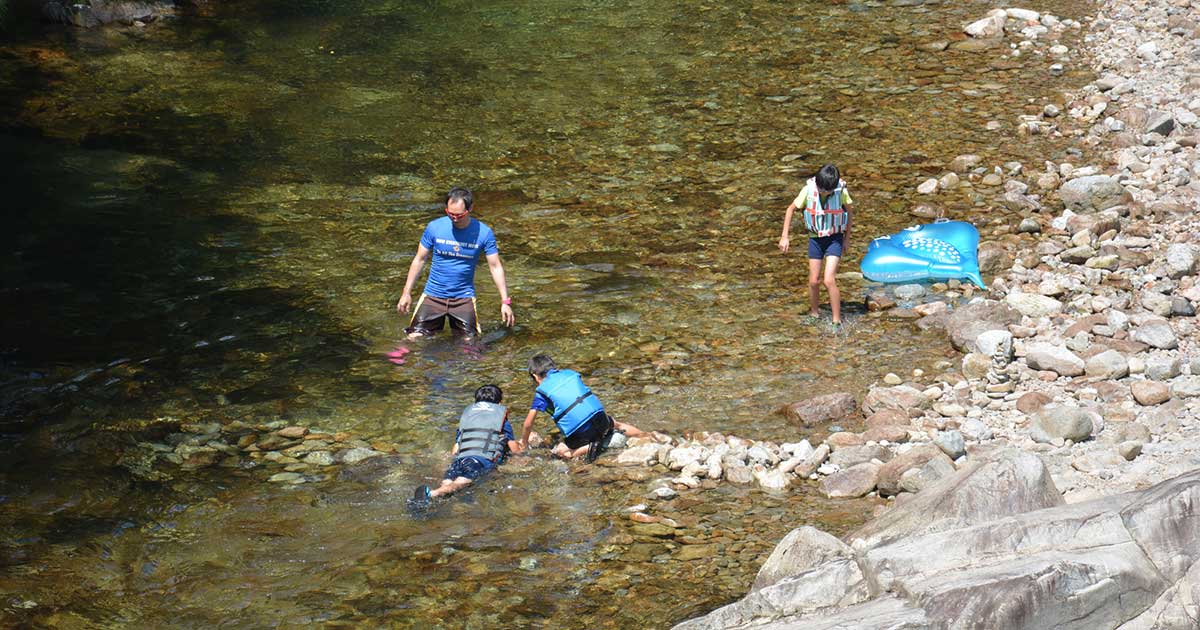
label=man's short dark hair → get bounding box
[475,384,502,404]
[528,354,557,378]
[446,186,474,210]
[815,164,840,193]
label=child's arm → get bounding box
[520,409,538,449]
[779,202,798,253]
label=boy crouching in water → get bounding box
[520,354,645,463]
[410,384,535,507]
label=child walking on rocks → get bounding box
[410,384,534,508]
[778,163,854,327]
[520,353,645,463]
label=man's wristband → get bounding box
[502,298,512,305]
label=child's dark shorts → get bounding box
[807,234,844,260]
[563,412,614,450]
[443,456,491,481]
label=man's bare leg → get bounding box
[430,476,473,498]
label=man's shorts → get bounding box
[443,456,492,482]
[406,294,480,336]
[563,412,614,450]
[807,234,844,260]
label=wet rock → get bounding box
[1025,343,1085,377]
[949,154,982,172]
[779,392,858,426]
[724,460,755,484]
[340,447,383,465]
[753,464,791,490]
[977,242,1014,275]
[819,462,881,498]
[1030,406,1096,443]
[917,178,939,194]
[651,486,678,499]
[268,472,305,484]
[677,544,719,561]
[632,522,677,538]
[277,426,308,439]
[964,10,1006,38]
[894,284,926,301]
[1058,175,1129,212]
[616,443,667,466]
[302,451,335,466]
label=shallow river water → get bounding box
[1,0,1093,626]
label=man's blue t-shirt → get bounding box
[454,420,515,471]
[419,216,499,299]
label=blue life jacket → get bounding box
[536,369,605,437]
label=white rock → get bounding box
[1006,7,1040,21]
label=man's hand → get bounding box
[778,235,790,254]
[397,293,412,314]
[501,303,515,327]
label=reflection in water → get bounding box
[0,0,1093,626]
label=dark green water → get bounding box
[1,0,1092,627]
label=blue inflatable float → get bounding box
[860,219,986,289]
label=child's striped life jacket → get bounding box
[803,178,850,237]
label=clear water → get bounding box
[0,0,1091,626]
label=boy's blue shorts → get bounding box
[807,234,844,260]
[443,456,493,482]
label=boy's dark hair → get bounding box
[474,384,503,403]
[815,164,840,193]
[446,186,474,210]
[527,354,557,378]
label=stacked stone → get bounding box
[984,343,1016,399]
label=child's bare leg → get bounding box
[551,442,589,459]
[823,256,842,324]
[614,420,644,437]
[430,477,472,498]
[807,258,822,317]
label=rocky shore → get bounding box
[675,0,1200,627]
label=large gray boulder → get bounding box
[1030,406,1097,444]
[1025,343,1086,376]
[852,450,1062,548]
[944,300,1022,353]
[1059,175,1130,212]
[675,458,1200,630]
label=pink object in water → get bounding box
[386,346,411,365]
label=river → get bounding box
[0,0,1091,626]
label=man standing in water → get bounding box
[397,187,515,338]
